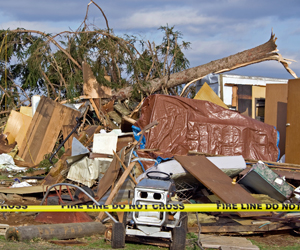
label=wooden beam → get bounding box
[113,150,137,185]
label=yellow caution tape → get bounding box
[0,204,299,212]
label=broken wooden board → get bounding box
[20,106,33,117]
[0,185,65,194]
[114,103,131,116]
[95,155,121,201]
[175,155,270,217]
[108,110,122,124]
[82,61,111,98]
[4,110,32,146]
[96,161,136,221]
[189,222,295,234]
[18,96,81,164]
[194,82,228,109]
[0,224,9,236]
[199,234,259,250]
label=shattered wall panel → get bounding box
[136,95,279,161]
[19,96,81,164]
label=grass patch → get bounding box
[250,240,300,250]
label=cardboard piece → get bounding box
[92,132,118,155]
[67,156,112,187]
[194,82,228,109]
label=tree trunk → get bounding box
[113,33,297,99]
[6,222,106,241]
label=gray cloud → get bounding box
[0,0,299,78]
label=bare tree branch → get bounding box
[112,33,297,100]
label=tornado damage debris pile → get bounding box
[1,3,300,249]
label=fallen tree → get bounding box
[113,32,297,100]
[0,1,297,109]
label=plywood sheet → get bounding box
[4,110,32,146]
[286,79,300,164]
[265,84,288,127]
[194,82,228,109]
[19,97,81,164]
[265,84,287,157]
[175,155,270,217]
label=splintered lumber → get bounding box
[82,61,111,98]
[6,222,106,241]
[18,96,81,164]
[96,161,136,222]
[112,33,297,100]
[175,155,271,217]
[89,98,105,125]
[113,150,137,185]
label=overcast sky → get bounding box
[1,0,299,79]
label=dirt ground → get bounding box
[247,231,300,248]
[0,199,43,226]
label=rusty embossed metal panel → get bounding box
[175,155,271,217]
[286,79,300,164]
